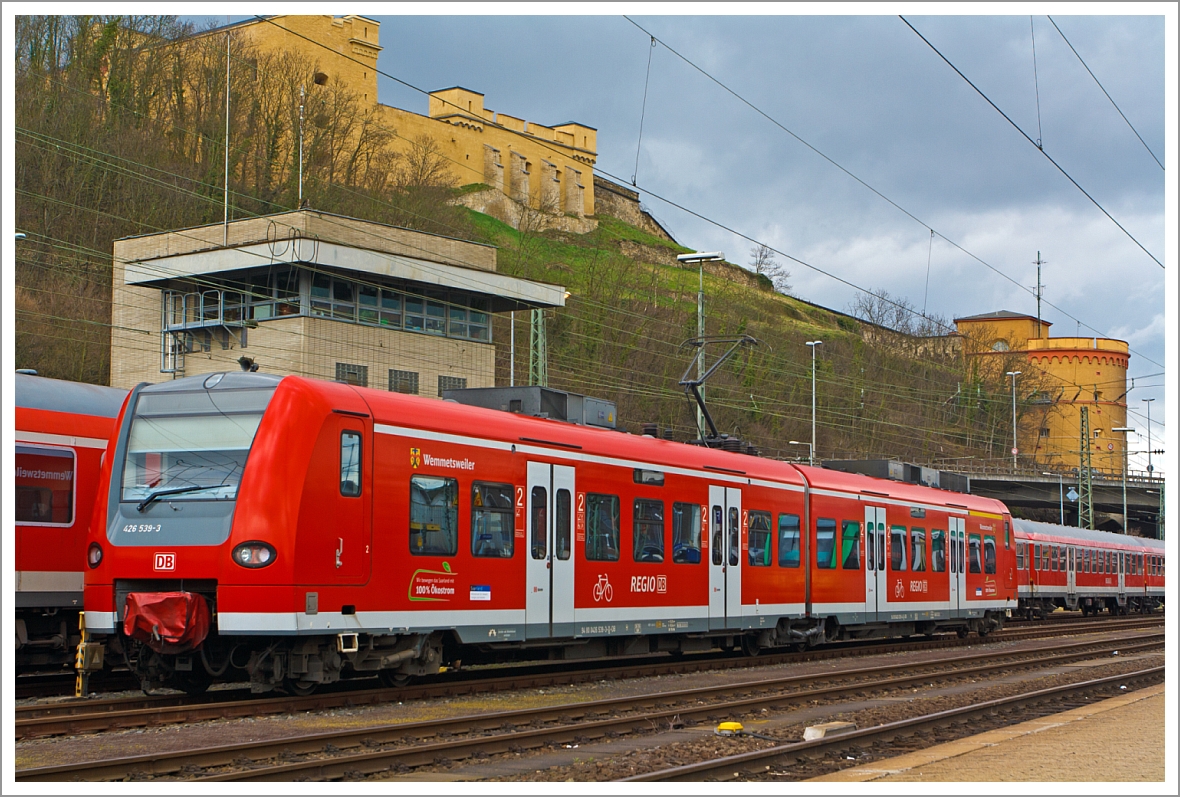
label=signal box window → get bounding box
[815,518,838,569]
[748,510,772,567]
[968,533,982,574]
[585,493,620,562]
[711,505,723,566]
[335,362,368,387]
[340,432,362,496]
[472,482,514,558]
[841,521,860,570]
[531,486,548,560]
[931,530,946,572]
[633,499,665,563]
[389,369,419,395]
[671,502,701,564]
[410,475,458,556]
[778,514,801,568]
[555,489,571,561]
[438,375,467,397]
[889,526,907,572]
[15,445,75,525]
[910,528,926,572]
[984,536,997,574]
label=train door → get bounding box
[864,506,886,623]
[707,485,742,629]
[949,516,966,615]
[333,416,371,584]
[1117,551,1126,605]
[525,462,575,638]
[1067,546,1076,600]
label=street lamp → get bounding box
[806,341,823,466]
[1142,398,1155,476]
[1043,472,1064,525]
[1005,370,1021,470]
[1112,427,1134,534]
[788,440,814,467]
[677,252,725,439]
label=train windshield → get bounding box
[120,386,275,504]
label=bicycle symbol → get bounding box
[894,580,905,599]
[593,574,614,603]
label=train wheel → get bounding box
[173,669,212,696]
[284,678,317,696]
[741,636,762,658]
[378,670,411,689]
[956,627,969,639]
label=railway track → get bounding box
[15,615,1161,739]
[15,631,1164,781]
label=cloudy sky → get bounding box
[191,7,1175,468]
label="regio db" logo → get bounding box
[154,552,176,571]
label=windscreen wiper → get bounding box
[135,485,220,512]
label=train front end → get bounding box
[83,371,281,694]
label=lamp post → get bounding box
[676,252,725,440]
[1005,370,1021,470]
[788,440,814,467]
[1112,427,1134,534]
[1043,471,1064,524]
[806,341,823,466]
[1142,398,1155,476]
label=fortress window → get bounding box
[991,340,1009,351]
[1040,427,1050,437]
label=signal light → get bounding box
[87,543,103,569]
[232,541,276,568]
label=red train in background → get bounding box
[1013,519,1165,618]
[82,371,1022,694]
[14,372,128,670]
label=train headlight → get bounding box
[87,542,103,569]
[232,541,276,568]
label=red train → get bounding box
[82,371,1020,694]
[15,373,128,670]
[1014,519,1165,618]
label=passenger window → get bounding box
[889,526,907,572]
[711,505,724,566]
[841,521,860,570]
[340,431,362,496]
[1004,519,1010,549]
[633,499,665,563]
[910,528,926,572]
[728,507,740,567]
[984,536,996,574]
[968,534,982,574]
[816,518,838,569]
[748,510,773,567]
[531,486,548,560]
[866,520,875,571]
[15,445,76,525]
[932,530,946,573]
[555,489,571,561]
[778,514,801,568]
[471,482,514,558]
[409,475,458,555]
[671,502,701,564]
[585,493,620,562]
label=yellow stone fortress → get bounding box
[213,15,598,228]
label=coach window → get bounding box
[816,518,838,569]
[531,486,548,560]
[711,505,724,566]
[555,489,571,561]
[910,528,926,572]
[889,526,907,572]
[968,533,982,574]
[410,475,458,556]
[1005,519,1011,549]
[984,536,997,574]
[15,445,75,525]
[472,482,514,558]
[585,493,620,562]
[1042,544,1051,571]
[671,502,701,563]
[839,521,860,570]
[748,510,773,566]
[633,499,665,563]
[728,507,740,567]
[340,431,362,497]
[1051,546,1059,572]
[932,530,947,572]
[778,514,801,568]
[1032,543,1040,570]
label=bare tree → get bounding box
[748,244,792,294]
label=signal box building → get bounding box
[954,310,1129,474]
[109,210,565,393]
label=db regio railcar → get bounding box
[83,371,1018,694]
[1014,519,1165,618]
[15,372,128,671]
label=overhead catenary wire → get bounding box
[899,15,1163,270]
[632,35,657,186]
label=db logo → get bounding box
[154,552,176,571]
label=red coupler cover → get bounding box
[123,591,211,654]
